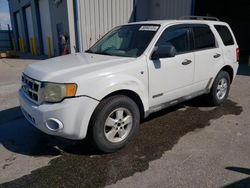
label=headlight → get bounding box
[44,83,77,102]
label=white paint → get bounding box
[148,52,195,107]
[38,0,54,56]
[20,20,239,141]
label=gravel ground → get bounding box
[0,58,250,187]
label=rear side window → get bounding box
[193,26,216,50]
[156,27,190,53]
[214,25,234,46]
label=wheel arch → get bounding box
[220,65,234,83]
[101,89,145,121]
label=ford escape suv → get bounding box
[19,17,239,152]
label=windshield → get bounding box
[86,24,160,58]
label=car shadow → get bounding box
[223,167,250,187]
[1,99,243,187]
[0,97,241,157]
[143,95,214,123]
[237,53,250,76]
[0,107,80,156]
[237,63,250,76]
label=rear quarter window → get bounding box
[193,26,216,50]
[214,25,235,46]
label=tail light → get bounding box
[236,48,240,63]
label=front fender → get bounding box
[77,73,149,112]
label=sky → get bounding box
[0,0,11,30]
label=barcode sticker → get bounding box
[139,26,159,31]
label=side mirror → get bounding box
[151,45,176,60]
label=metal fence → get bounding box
[0,29,12,52]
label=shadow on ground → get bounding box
[237,63,250,76]
[238,53,250,76]
[0,98,243,187]
[7,52,48,60]
[224,167,250,187]
[0,107,75,156]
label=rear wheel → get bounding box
[89,95,140,153]
[208,71,230,106]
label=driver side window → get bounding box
[156,27,190,53]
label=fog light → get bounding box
[45,118,63,131]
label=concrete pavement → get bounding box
[0,58,250,187]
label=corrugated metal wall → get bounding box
[0,30,12,51]
[149,0,193,20]
[77,0,134,50]
[136,0,193,21]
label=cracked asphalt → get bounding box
[0,58,250,187]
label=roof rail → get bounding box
[179,16,220,21]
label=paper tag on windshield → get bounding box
[139,26,159,31]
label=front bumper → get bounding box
[19,89,99,140]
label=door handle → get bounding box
[182,59,192,65]
[214,53,221,58]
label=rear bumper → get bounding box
[233,62,239,80]
[19,89,99,140]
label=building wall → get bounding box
[38,0,53,56]
[136,0,149,21]
[136,0,193,21]
[195,0,250,53]
[0,30,12,51]
[9,0,194,56]
[8,0,70,56]
[48,0,70,56]
[76,0,134,51]
[8,0,43,54]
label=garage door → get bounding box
[77,0,134,50]
[15,11,23,51]
[25,6,35,53]
[39,0,54,56]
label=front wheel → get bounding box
[208,71,231,106]
[89,95,140,153]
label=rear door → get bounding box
[214,24,238,64]
[191,25,224,92]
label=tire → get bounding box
[208,71,231,106]
[89,95,140,153]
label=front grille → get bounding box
[21,74,42,104]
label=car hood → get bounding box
[24,53,134,82]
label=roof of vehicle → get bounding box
[128,19,227,27]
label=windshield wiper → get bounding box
[85,49,111,56]
[94,52,112,56]
[85,49,93,53]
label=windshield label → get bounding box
[139,26,159,31]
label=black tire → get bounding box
[208,71,231,106]
[89,95,140,153]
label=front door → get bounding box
[148,26,194,107]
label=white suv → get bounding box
[19,17,239,152]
